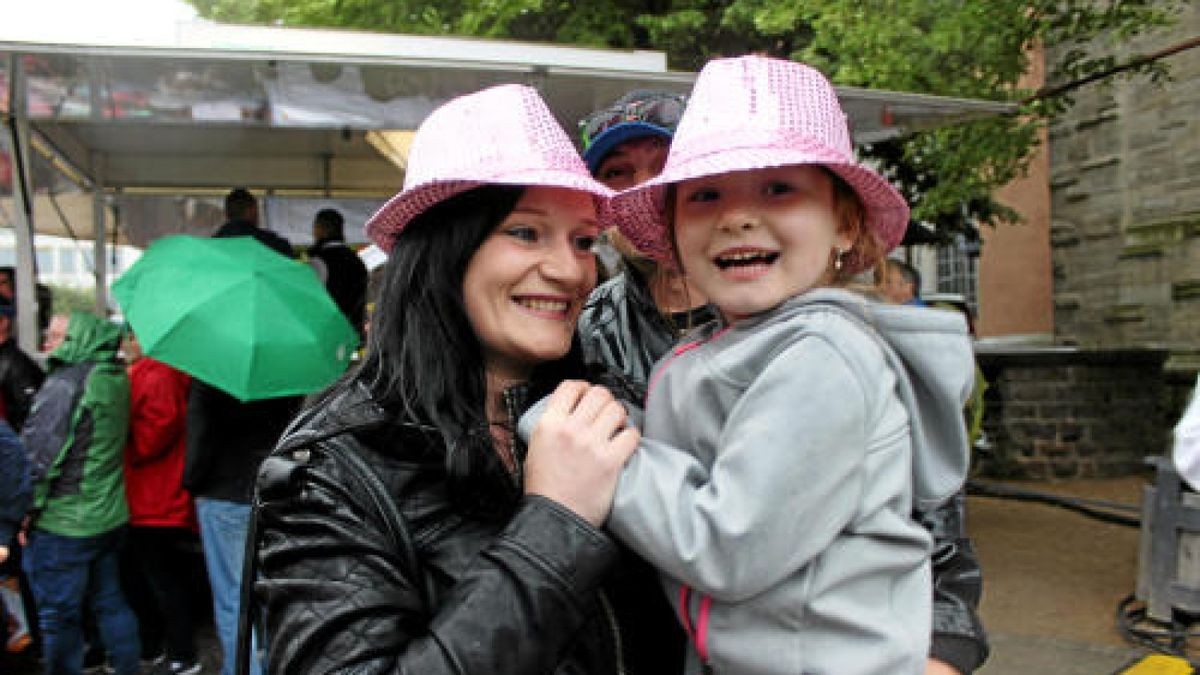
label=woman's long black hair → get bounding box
[358,186,523,512]
[360,186,523,432]
[319,185,587,514]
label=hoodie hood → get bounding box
[50,311,123,367]
[747,288,975,510]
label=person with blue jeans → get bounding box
[23,528,138,674]
[184,188,300,675]
[20,312,137,675]
[1,417,33,655]
[186,383,299,675]
[194,496,255,675]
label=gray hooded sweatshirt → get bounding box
[604,288,975,675]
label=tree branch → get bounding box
[1023,35,1200,104]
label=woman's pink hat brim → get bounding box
[608,143,910,272]
[363,84,614,252]
[365,169,612,253]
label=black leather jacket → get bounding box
[251,381,684,674]
[577,267,990,673]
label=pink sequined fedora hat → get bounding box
[608,55,910,272]
[365,84,614,252]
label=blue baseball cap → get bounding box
[579,90,686,174]
[583,121,674,174]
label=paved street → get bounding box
[969,475,1173,674]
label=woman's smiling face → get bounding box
[673,165,852,321]
[463,186,599,382]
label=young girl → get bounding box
[549,56,976,674]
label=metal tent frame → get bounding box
[1,19,1015,353]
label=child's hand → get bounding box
[524,380,640,526]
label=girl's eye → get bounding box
[574,234,598,252]
[505,226,538,243]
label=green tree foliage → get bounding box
[188,0,1182,240]
[47,284,95,316]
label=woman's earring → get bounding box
[834,248,846,271]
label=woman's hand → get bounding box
[524,381,640,526]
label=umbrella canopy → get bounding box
[112,235,359,401]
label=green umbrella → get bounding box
[112,235,359,401]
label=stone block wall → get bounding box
[976,347,1168,479]
[1047,3,1200,375]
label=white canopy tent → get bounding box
[1,16,1014,353]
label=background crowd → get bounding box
[0,189,368,675]
[0,55,1004,675]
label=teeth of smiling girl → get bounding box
[715,250,779,268]
[518,299,568,312]
[722,252,763,262]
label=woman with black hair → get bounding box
[245,83,680,674]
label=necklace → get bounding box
[488,421,518,477]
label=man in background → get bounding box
[0,300,44,432]
[0,267,54,357]
[880,258,926,306]
[187,188,299,675]
[307,208,367,335]
[0,299,43,660]
[213,188,293,258]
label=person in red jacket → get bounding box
[120,329,201,675]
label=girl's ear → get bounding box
[835,224,856,252]
[833,209,863,261]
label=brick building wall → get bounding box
[976,348,1169,478]
[1046,3,1200,373]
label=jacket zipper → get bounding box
[596,589,626,675]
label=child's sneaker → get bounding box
[4,624,30,653]
[1,576,31,653]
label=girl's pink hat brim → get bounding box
[363,84,614,252]
[605,57,910,274]
[606,140,910,273]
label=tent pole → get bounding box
[5,54,41,355]
[91,151,107,315]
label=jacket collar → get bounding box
[278,378,539,451]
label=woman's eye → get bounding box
[685,188,719,203]
[505,226,538,242]
[765,181,794,196]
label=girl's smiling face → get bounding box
[463,186,599,383]
[672,165,852,321]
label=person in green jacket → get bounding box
[20,311,139,675]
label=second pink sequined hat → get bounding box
[608,56,910,272]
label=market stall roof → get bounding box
[1,17,1016,246]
